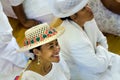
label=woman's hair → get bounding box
[61,17,72,21]
[29,46,41,53]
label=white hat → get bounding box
[49,0,89,18]
[18,23,64,52]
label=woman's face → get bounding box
[40,39,60,63]
[70,5,94,25]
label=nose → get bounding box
[86,5,91,11]
[55,45,60,52]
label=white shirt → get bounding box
[58,19,120,80]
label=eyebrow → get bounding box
[47,40,57,46]
[48,43,53,46]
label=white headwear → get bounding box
[49,0,88,18]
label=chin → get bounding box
[87,15,94,21]
[53,59,60,63]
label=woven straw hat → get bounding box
[49,0,88,18]
[18,23,64,52]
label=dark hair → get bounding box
[61,17,72,21]
[29,46,41,53]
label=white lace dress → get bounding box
[89,0,120,36]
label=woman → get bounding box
[50,0,120,80]
[0,0,55,28]
[17,23,70,80]
[89,0,120,36]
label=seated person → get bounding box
[0,0,55,28]
[49,0,120,80]
[0,1,28,80]
[89,0,120,36]
[16,23,70,80]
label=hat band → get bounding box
[24,28,57,46]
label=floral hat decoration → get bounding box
[18,23,64,52]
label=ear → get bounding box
[33,49,41,56]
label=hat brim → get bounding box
[50,0,89,18]
[17,26,64,52]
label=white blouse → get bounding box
[21,57,70,80]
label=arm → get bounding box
[95,21,108,49]
[84,19,108,49]
[12,4,40,28]
[69,42,111,74]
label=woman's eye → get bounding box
[55,43,58,46]
[81,7,86,11]
[49,45,54,49]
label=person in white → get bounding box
[49,0,120,80]
[0,0,55,28]
[17,23,70,80]
[88,0,120,36]
[0,1,28,80]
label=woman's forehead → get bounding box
[43,40,58,46]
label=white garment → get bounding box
[21,56,70,80]
[0,0,55,24]
[0,2,27,79]
[89,0,120,36]
[58,19,120,80]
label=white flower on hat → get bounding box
[49,0,89,18]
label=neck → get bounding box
[29,57,52,76]
[74,20,85,29]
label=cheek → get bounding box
[44,52,53,59]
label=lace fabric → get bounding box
[89,0,120,36]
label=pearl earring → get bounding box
[37,55,40,65]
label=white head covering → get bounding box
[49,0,88,18]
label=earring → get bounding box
[37,55,40,65]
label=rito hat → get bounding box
[49,0,88,18]
[18,23,64,52]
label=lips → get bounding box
[51,53,60,62]
[52,54,59,58]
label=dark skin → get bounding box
[28,40,60,76]
[101,0,120,15]
[12,4,40,28]
[70,5,94,27]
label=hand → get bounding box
[22,19,40,28]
